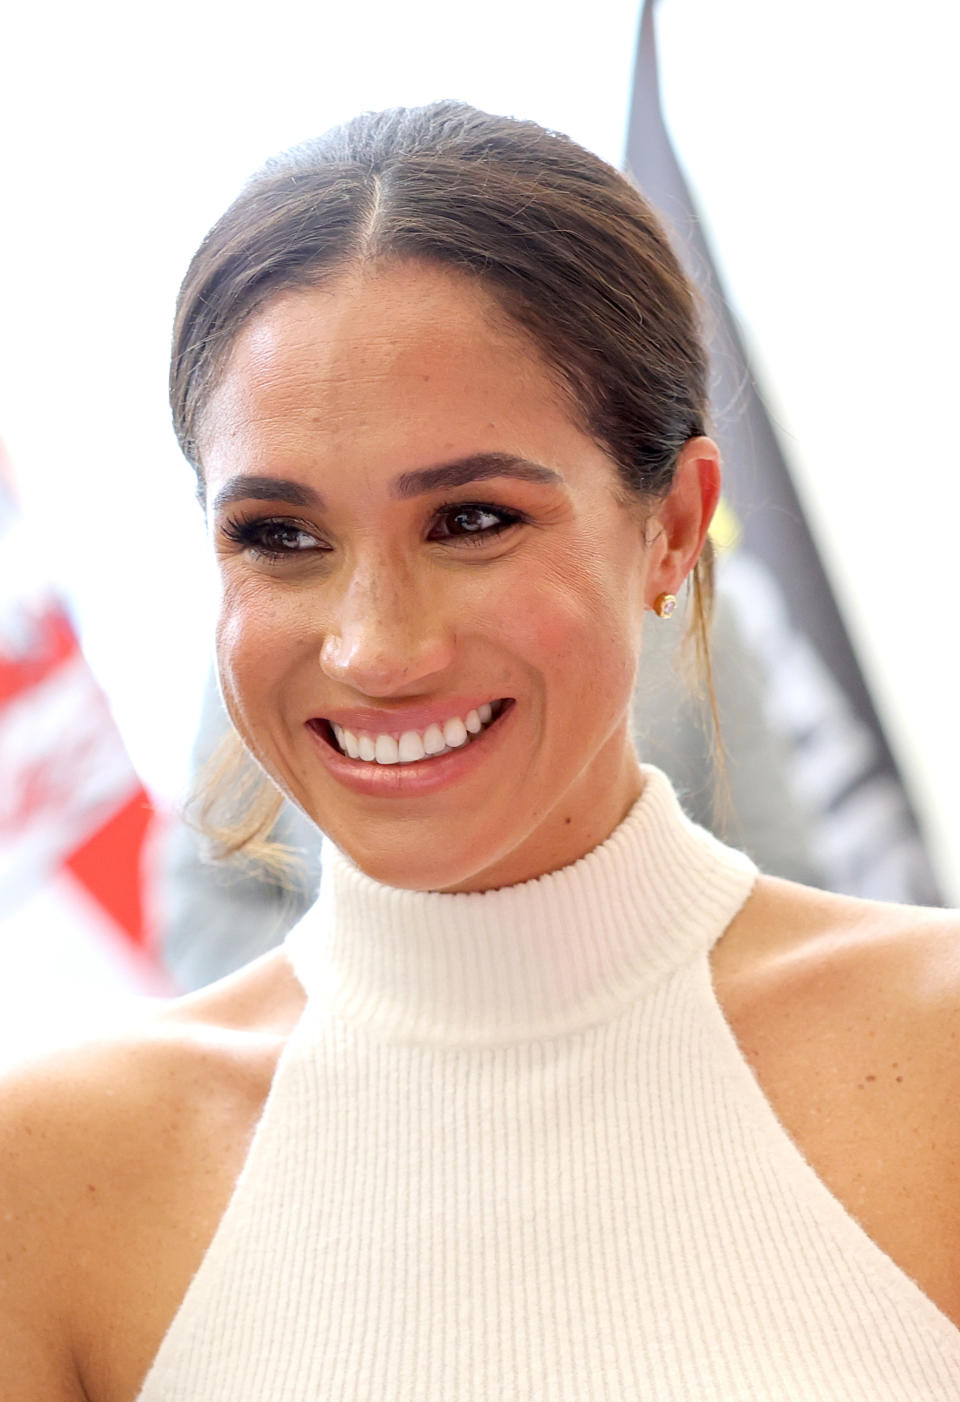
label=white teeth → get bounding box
[328,702,505,763]
[398,729,426,762]
[423,723,446,755]
[375,734,400,764]
[443,716,468,748]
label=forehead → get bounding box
[198,262,581,483]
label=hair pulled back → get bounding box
[172,101,709,504]
[171,101,718,865]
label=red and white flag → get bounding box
[0,442,170,1060]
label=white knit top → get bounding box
[136,767,960,1399]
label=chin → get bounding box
[318,810,522,893]
[344,837,495,893]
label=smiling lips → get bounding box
[318,699,508,765]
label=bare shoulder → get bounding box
[714,873,960,1039]
[0,944,306,1192]
[712,875,960,1322]
[0,946,306,1402]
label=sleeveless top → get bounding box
[135,766,960,1399]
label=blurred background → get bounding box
[1,0,957,1061]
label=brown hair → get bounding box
[172,101,719,865]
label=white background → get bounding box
[2,0,958,896]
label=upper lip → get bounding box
[313,697,507,736]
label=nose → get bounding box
[319,560,455,696]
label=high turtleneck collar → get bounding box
[284,766,757,1047]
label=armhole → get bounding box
[132,998,316,1399]
[698,953,960,1359]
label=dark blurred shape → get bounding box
[624,0,941,906]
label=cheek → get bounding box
[216,579,267,669]
[214,577,303,723]
[491,554,640,710]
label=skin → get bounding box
[201,262,714,893]
[1,262,958,1402]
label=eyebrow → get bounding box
[391,453,563,498]
[210,476,324,514]
[210,453,563,515]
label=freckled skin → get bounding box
[201,262,716,892]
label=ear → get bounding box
[643,437,722,604]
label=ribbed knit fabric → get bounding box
[136,766,960,1399]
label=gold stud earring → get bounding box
[653,593,677,619]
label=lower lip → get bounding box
[304,702,516,798]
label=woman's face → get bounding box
[200,261,703,891]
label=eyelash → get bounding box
[220,515,323,562]
[428,502,526,546]
[220,502,527,562]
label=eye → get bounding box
[220,514,326,562]
[429,502,524,545]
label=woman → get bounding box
[3,103,959,1401]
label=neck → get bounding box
[284,765,758,1047]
